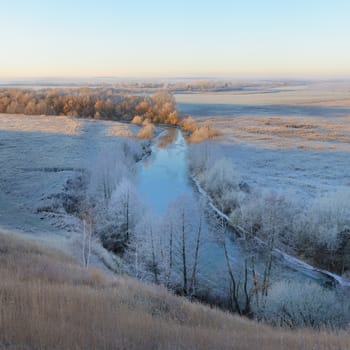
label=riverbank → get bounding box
[190,173,350,287]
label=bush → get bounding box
[187,122,219,143]
[137,124,155,139]
[131,115,143,124]
[181,117,197,133]
[203,158,240,213]
[255,281,350,329]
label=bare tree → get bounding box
[108,178,142,243]
[163,194,205,296]
[81,209,94,268]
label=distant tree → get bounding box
[187,121,219,143]
[131,115,143,125]
[0,88,180,125]
[137,123,155,139]
[181,117,197,133]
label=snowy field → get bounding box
[177,82,350,200]
[0,114,140,237]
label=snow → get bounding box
[0,115,139,270]
[177,90,350,202]
[0,113,83,134]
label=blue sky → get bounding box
[1,0,350,78]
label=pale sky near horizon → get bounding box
[1,0,350,79]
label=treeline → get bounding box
[0,87,221,141]
[1,80,288,93]
[115,80,286,93]
[0,88,179,124]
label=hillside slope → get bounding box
[0,231,349,350]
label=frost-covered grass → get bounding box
[177,84,350,198]
[0,113,83,134]
[0,115,146,270]
[197,115,350,151]
[1,231,350,350]
[176,81,350,107]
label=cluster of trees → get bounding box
[231,190,350,275]
[129,195,206,296]
[93,80,284,93]
[256,281,350,328]
[188,142,350,276]
[0,88,179,124]
[0,88,222,142]
[188,142,243,214]
[82,139,206,296]
[181,117,219,143]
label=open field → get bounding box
[177,82,350,199]
[1,231,349,350]
[176,81,350,107]
[199,115,350,151]
[0,114,140,235]
[0,114,82,135]
[0,113,140,137]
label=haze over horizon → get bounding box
[1,0,350,79]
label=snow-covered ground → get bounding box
[0,114,141,268]
[177,85,350,201]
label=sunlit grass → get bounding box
[0,231,349,349]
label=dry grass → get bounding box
[175,82,350,107]
[187,122,220,143]
[199,116,350,150]
[0,232,349,350]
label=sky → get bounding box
[1,0,350,79]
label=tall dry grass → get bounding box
[0,232,349,350]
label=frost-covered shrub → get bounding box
[98,178,145,253]
[300,189,350,273]
[203,158,240,213]
[255,281,350,329]
[187,122,219,143]
[187,142,219,175]
[188,144,241,214]
[131,115,143,124]
[88,139,143,200]
[231,191,298,245]
[137,123,155,139]
[308,189,350,248]
[181,116,197,133]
